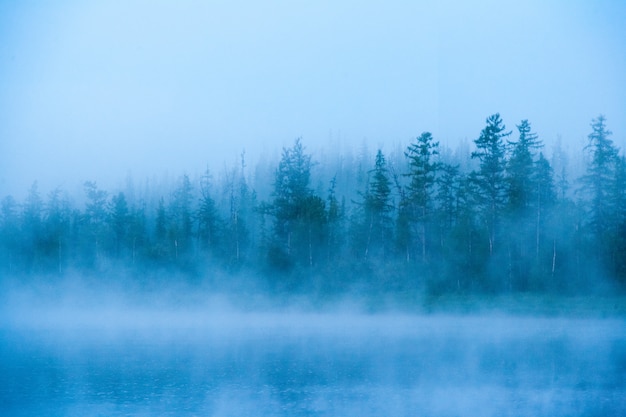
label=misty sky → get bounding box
[1,0,625,198]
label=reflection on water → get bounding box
[1,312,625,416]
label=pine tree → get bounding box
[507,120,542,215]
[404,132,440,262]
[326,176,345,263]
[197,169,222,258]
[127,202,147,265]
[153,197,170,260]
[169,174,194,260]
[472,113,511,255]
[223,153,256,266]
[528,152,556,288]
[450,172,483,290]
[609,155,626,283]
[109,192,129,258]
[269,138,325,269]
[82,181,108,266]
[580,115,619,255]
[362,149,394,260]
[43,188,71,272]
[434,162,460,272]
[435,163,460,233]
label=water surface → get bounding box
[1,310,625,416]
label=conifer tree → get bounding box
[269,138,325,269]
[154,197,170,260]
[43,189,71,272]
[170,174,194,260]
[580,116,620,256]
[362,149,394,260]
[472,113,511,255]
[507,120,542,215]
[109,192,129,258]
[404,132,440,262]
[197,169,222,257]
[82,181,108,266]
[326,176,345,263]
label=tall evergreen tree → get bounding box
[169,174,194,260]
[507,120,542,215]
[326,176,345,263]
[580,115,619,256]
[269,138,325,269]
[361,149,394,260]
[153,197,170,260]
[609,155,626,283]
[82,181,108,266]
[43,188,71,272]
[127,202,148,265]
[109,192,130,258]
[435,163,460,234]
[472,113,511,255]
[404,132,440,262]
[197,169,222,258]
[551,137,570,201]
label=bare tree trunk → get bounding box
[58,238,62,274]
[552,239,556,277]
[421,223,426,263]
[364,215,373,260]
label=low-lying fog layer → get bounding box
[1,293,625,417]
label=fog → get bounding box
[0,280,624,416]
[2,1,626,415]
[1,1,626,197]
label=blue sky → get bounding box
[1,0,625,197]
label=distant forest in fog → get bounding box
[1,114,625,297]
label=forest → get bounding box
[1,114,625,298]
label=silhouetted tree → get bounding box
[609,155,626,283]
[153,197,170,261]
[507,120,542,215]
[197,169,222,258]
[404,132,440,262]
[169,174,194,260]
[269,138,326,270]
[109,192,129,258]
[360,149,394,261]
[127,202,148,265]
[42,188,71,272]
[472,113,511,256]
[326,175,345,263]
[580,115,620,263]
[82,181,109,266]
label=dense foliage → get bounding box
[1,115,624,296]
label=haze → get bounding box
[2,281,625,416]
[1,0,625,197]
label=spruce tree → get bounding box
[507,120,542,215]
[269,138,325,269]
[472,113,511,255]
[109,192,129,258]
[197,169,222,258]
[362,149,394,260]
[580,115,619,255]
[404,132,440,262]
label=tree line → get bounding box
[1,114,624,296]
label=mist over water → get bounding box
[2,1,626,415]
[1,283,625,417]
